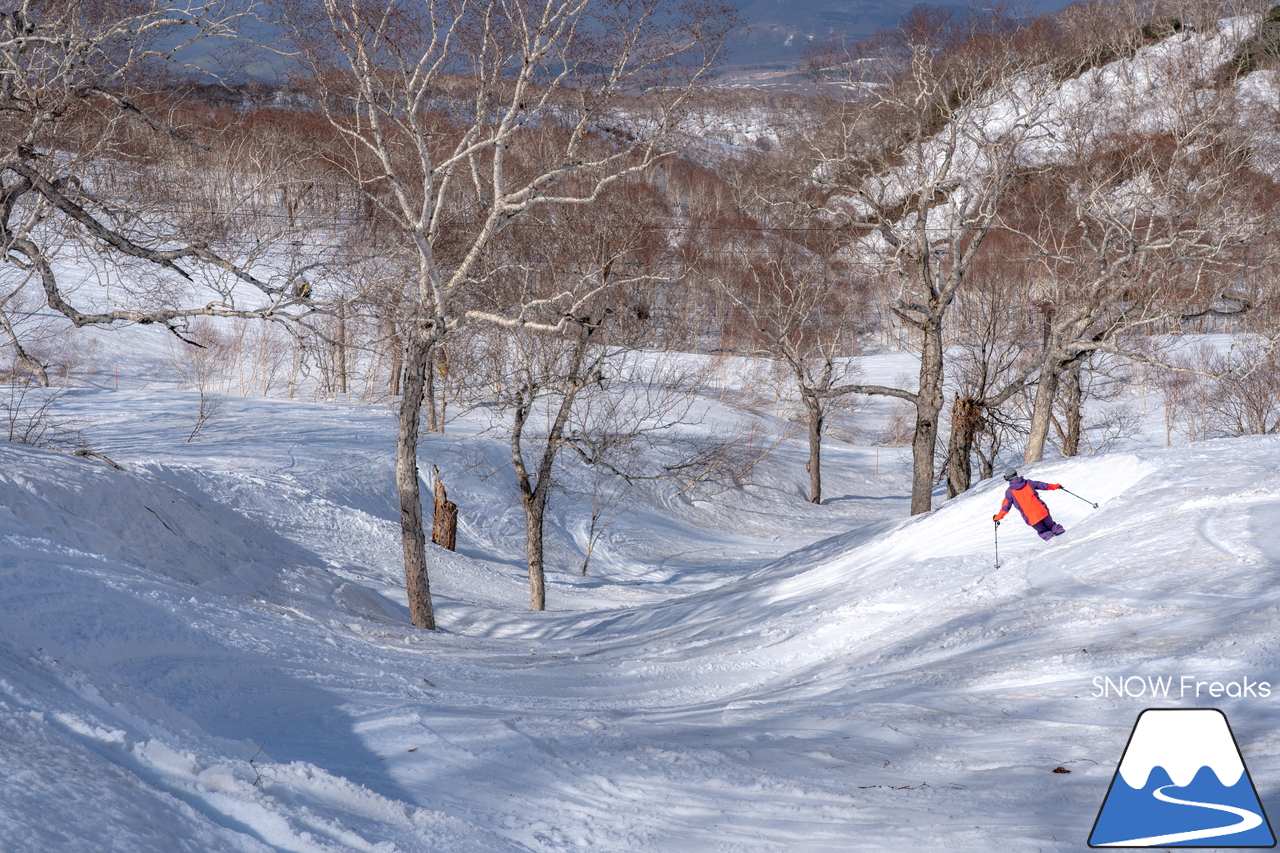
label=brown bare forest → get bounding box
[3,0,1280,619]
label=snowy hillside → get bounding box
[4,362,1280,851]
[6,0,1280,847]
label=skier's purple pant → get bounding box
[1033,517,1065,540]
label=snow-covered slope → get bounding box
[829,13,1280,263]
[4,379,1280,851]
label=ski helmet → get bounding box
[1003,466,1018,481]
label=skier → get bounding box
[993,466,1065,540]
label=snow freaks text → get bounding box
[1092,676,1273,699]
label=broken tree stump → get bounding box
[431,465,458,551]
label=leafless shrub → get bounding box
[1154,342,1215,443]
[971,398,1030,480]
[879,402,917,448]
[171,320,235,394]
[1155,340,1280,441]
[234,323,294,398]
[186,392,223,443]
[575,450,634,576]
[170,319,235,441]
[1202,342,1280,437]
[1081,402,1145,453]
[1,384,88,451]
[665,421,781,498]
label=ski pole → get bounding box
[994,519,1001,569]
[1060,487,1099,508]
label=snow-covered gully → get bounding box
[4,381,1280,851]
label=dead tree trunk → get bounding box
[431,465,458,551]
[945,394,982,499]
[943,359,1040,496]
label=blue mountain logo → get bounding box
[1090,708,1275,847]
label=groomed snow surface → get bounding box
[4,342,1280,852]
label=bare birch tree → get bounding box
[1,2,323,338]
[489,319,710,609]
[467,181,699,610]
[1013,21,1279,463]
[708,237,864,505]
[276,0,732,626]
[803,7,1058,514]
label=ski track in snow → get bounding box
[7,328,1280,852]
[5,376,1280,851]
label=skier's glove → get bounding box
[993,514,1003,524]
[1048,484,1061,489]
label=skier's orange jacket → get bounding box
[994,477,1060,525]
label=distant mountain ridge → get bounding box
[726,0,919,66]
[721,0,1074,69]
